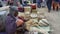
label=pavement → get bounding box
[38,8,60,34]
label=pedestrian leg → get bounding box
[47,3,52,12]
[53,2,55,10]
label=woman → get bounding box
[52,0,59,11]
[36,0,42,8]
[41,0,46,7]
[47,0,52,12]
[59,0,60,9]
[5,6,24,34]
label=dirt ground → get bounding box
[38,8,60,34]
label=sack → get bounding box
[18,7,24,12]
[0,11,8,32]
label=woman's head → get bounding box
[9,6,19,17]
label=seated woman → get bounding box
[5,6,24,34]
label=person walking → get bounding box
[41,0,46,7]
[36,0,42,8]
[59,0,60,6]
[52,0,59,11]
[46,0,52,12]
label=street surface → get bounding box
[38,8,60,34]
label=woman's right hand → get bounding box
[16,19,24,26]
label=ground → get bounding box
[38,8,60,34]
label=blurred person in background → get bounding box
[52,0,59,11]
[46,0,52,12]
[7,0,20,7]
[36,0,42,8]
[41,0,47,7]
[23,1,29,6]
[7,0,24,12]
[7,0,13,6]
[1,0,7,6]
[33,0,36,3]
[5,6,24,34]
[59,0,60,10]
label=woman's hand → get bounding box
[16,19,24,26]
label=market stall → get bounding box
[0,5,51,34]
[18,6,51,34]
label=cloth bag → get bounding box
[0,11,8,32]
